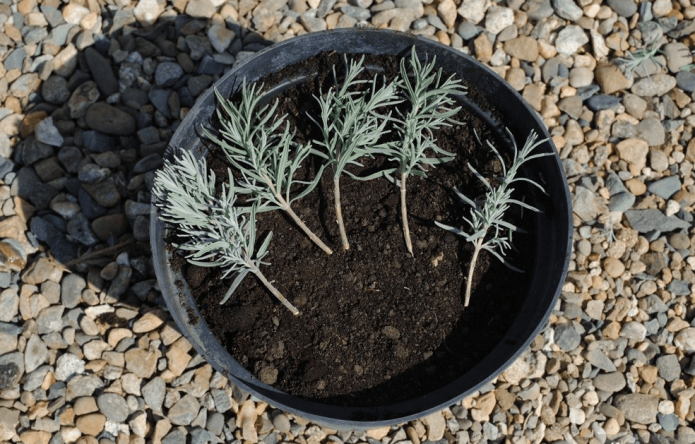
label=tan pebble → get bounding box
[602,321,621,339]
[62,3,90,25]
[406,426,420,444]
[132,309,167,333]
[676,396,690,419]
[435,30,450,46]
[76,413,106,436]
[505,67,526,91]
[107,328,133,348]
[625,178,647,195]
[504,36,539,62]
[603,257,625,278]
[366,426,390,440]
[237,400,258,443]
[615,138,649,175]
[437,0,457,28]
[166,337,193,377]
[473,33,492,62]
[152,419,172,444]
[495,387,516,410]
[17,0,37,15]
[80,11,98,30]
[20,111,47,138]
[73,397,98,415]
[522,83,545,112]
[422,411,445,441]
[19,430,51,444]
[640,365,658,384]
[476,391,496,415]
[604,417,619,435]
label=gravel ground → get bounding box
[1,0,695,443]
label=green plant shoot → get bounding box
[309,55,402,250]
[435,130,552,307]
[373,46,467,256]
[205,84,333,255]
[152,149,300,315]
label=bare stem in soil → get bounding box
[334,177,349,250]
[263,173,333,255]
[283,205,333,255]
[253,267,300,315]
[465,237,484,307]
[400,172,413,257]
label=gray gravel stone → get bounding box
[656,354,680,381]
[163,429,187,444]
[620,321,647,341]
[648,176,681,199]
[607,0,637,17]
[641,295,668,314]
[212,388,232,413]
[82,130,116,153]
[61,274,85,309]
[585,348,617,372]
[21,137,54,166]
[613,393,658,424]
[85,47,118,96]
[168,394,200,425]
[42,76,71,104]
[0,352,24,389]
[78,163,110,183]
[156,62,185,88]
[658,413,679,432]
[552,0,582,21]
[636,118,665,146]
[67,214,99,246]
[142,376,166,414]
[85,102,137,136]
[98,393,130,423]
[133,154,163,173]
[609,192,635,212]
[676,70,695,92]
[37,305,65,334]
[593,372,626,392]
[457,22,480,40]
[668,280,691,296]
[586,95,620,111]
[24,334,48,373]
[29,217,78,264]
[555,323,581,351]
[625,209,690,233]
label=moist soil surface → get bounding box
[172,51,538,406]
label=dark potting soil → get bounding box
[172,51,539,406]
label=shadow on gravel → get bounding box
[10,7,270,312]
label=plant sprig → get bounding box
[309,55,402,250]
[205,83,333,255]
[372,47,467,256]
[152,149,300,315]
[436,129,552,307]
[616,42,664,80]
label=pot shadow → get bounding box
[10,2,275,274]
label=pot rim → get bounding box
[151,28,573,429]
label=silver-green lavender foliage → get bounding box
[152,149,271,304]
[616,43,664,80]
[310,55,403,178]
[373,47,466,180]
[205,83,322,212]
[436,130,551,270]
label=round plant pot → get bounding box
[151,28,572,429]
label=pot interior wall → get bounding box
[152,28,572,428]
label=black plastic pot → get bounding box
[151,28,572,429]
